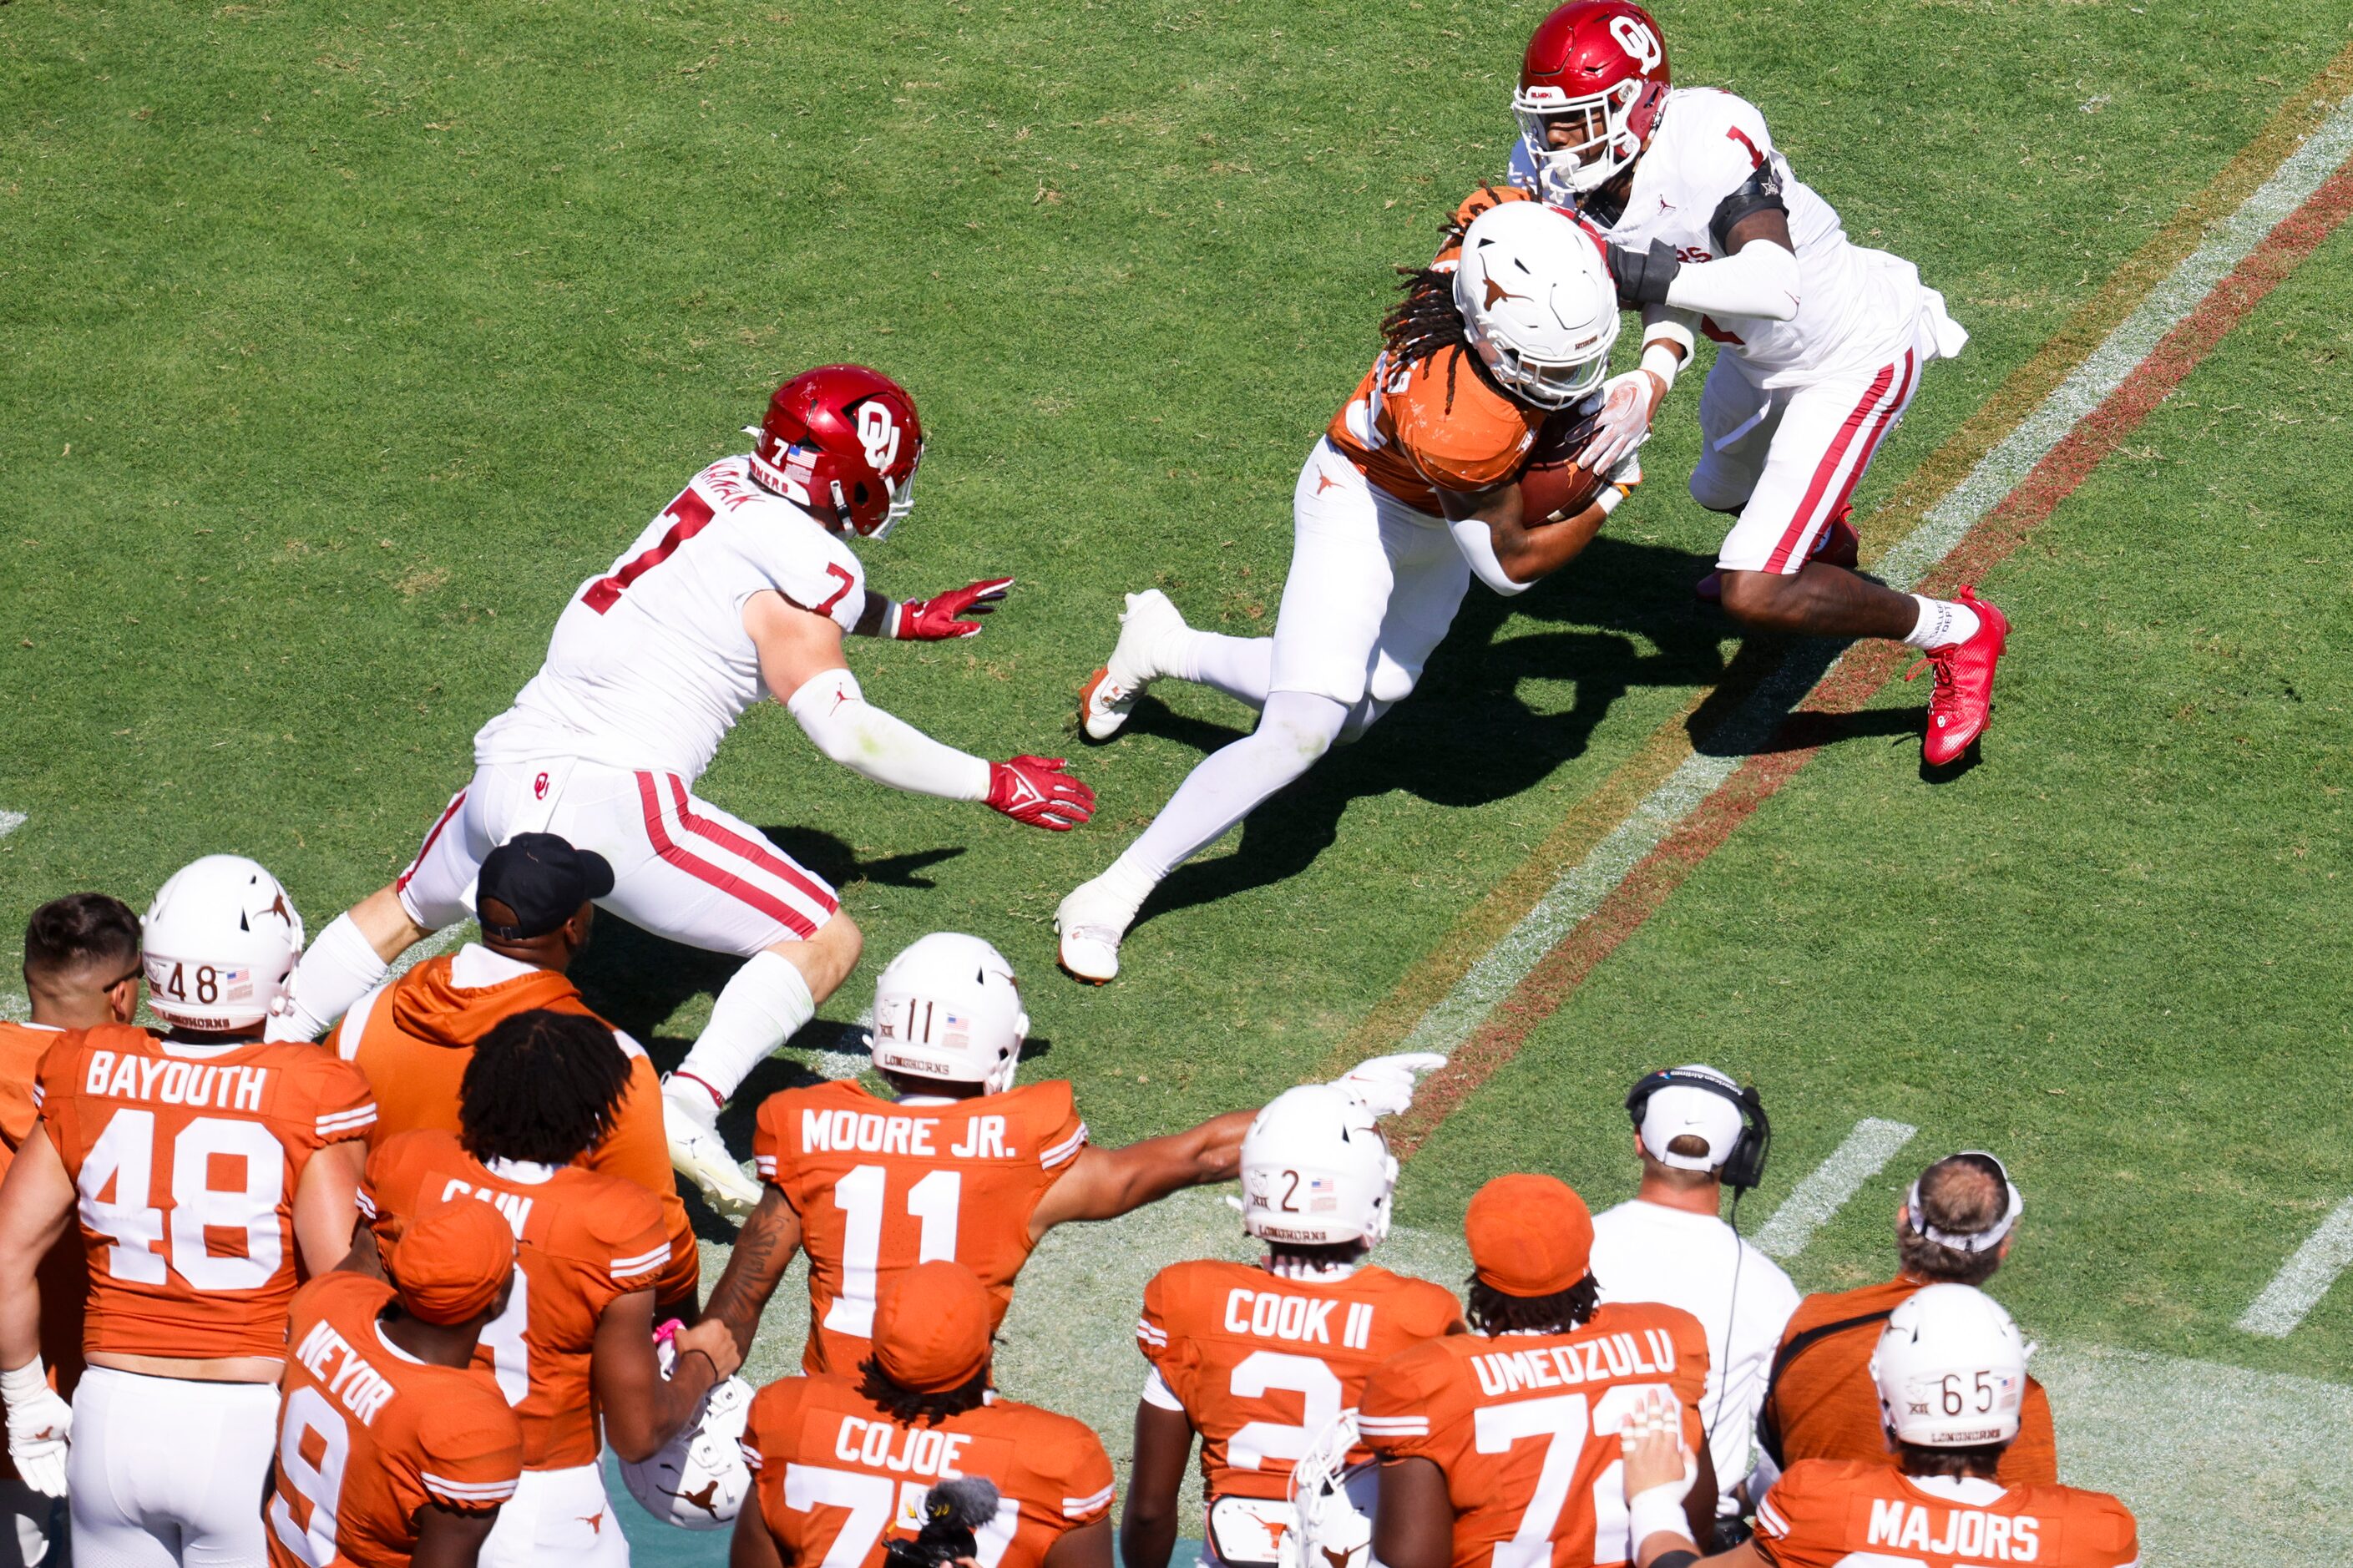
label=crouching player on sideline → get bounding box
[1360,1175,1715,1568]
[0,857,372,1568]
[733,1261,1115,1568]
[1122,1084,1462,1568]
[351,1011,743,1568]
[267,1199,526,1568]
[1614,1285,2138,1568]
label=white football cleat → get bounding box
[1055,873,1144,984]
[660,1077,762,1216]
[1078,589,1189,741]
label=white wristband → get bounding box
[878,599,907,639]
[0,1360,48,1404]
[1638,341,1684,392]
[1626,1485,1691,1552]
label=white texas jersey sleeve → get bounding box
[1512,87,1965,386]
[474,456,867,778]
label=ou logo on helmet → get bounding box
[854,401,902,473]
[1609,13,1662,71]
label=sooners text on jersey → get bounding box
[36,1024,375,1362]
[753,1080,1089,1374]
[741,1373,1114,1568]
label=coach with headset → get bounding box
[1589,1065,1798,1541]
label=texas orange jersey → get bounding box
[1138,1259,1461,1502]
[327,948,697,1306]
[741,1373,1114,1568]
[0,1021,87,1480]
[1359,1302,1710,1568]
[266,1272,524,1568]
[34,1023,375,1362]
[1324,345,1544,514]
[753,1080,1088,1373]
[361,1129,671,1469]
[1753,1459,2139,1568]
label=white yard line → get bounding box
[388,921,472,979]
[2237,1196,2353,1338]
[1394,98,2353,1062]
[1754,1117,1920,1259]
[0,811,24,840]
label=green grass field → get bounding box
[8,0,2353,1562]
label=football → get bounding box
[1515,396,1611,524]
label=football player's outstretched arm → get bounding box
[411,1502,503,1568]
[749,591,1093,830]
[592,1287,744,1464]
[702,1185,806,1363]
[1440,479,1614,594]
[1044,1518,1115,1568]
[293,1139,368,1277]
[730,1496,787,1568]
[0,1130,75,1371]
[1026,1111,1254,1242]
[1369,1457,1456,1568]
[1119,1401,1195,1568]
[848,579,1017,641]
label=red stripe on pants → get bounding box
[663,776,838,916]
[1763,361,1899,574]
[634,773,820,939]
[396,789,468,893]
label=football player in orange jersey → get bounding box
[267,1196,525,1568]
[702,933,1444,1376]
[0,894,135,1566]
[351,1009,742,1568]
[1057,197,1632,982]
[733,1259,1116,1568]
[1614,1285,2138,1568]
[1123,1084,1462,1568]
[326,835,696,1318]
[0,857,375,1568]
[1359,1175,1715,1568]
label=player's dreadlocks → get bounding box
[1379,186,1514,412]
[458,1009,631,1167]
[857,1355,991,1425]
[1465,1270,1602,1336]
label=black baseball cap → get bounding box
[475,834,615,941]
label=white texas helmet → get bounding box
[1280,1413,1378,1568]
[1454,200,1621,409]
[1870,1283,2031,1449]
[620,1335,755,1529]
[141,854,305,1031]
[868,933,1029,1095]
[1239,1085,1398,1249]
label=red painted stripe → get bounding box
[634,772,821,939]
[662,776,838,915]
[1389,157,2353,1159]
[395,789,468,893]
[1762,361,1898,574]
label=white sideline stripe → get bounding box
[1394,97,2353,1063]
[0,811,24,840]
[388,922,470,981]
[2236,1195,2353,1337]
[1755,1117,1920,1260]
[806,1009,873,1082]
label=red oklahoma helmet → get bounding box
[1516,2,1671,201]
[746,365,924,538]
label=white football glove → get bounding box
[1329,1053,1448,1118]
[2,1359,70,1498]
[1572,369,1661,476]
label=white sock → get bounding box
[269,912,392,1041]
[673,950,817,1106]
[1905,594,1981,650]
[1118,691,1347,881]
[1176,632,1274,711]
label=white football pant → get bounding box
[478,1462,629,1568]
[397,758,839,958]
[67,1368,276,1568]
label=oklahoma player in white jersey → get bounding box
[1508,2,2009,766]
[272,366,1095,1213]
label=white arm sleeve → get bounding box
[1448,515,1533,598]
[784,667,992,802]
[1663,240,1801,322]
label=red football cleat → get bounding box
[1696,510,1861,603]
[1909,586,2009,766]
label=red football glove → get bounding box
[887,577,1015,640]
[986,756,1095,832]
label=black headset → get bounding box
[1622,1067,1772,1193]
